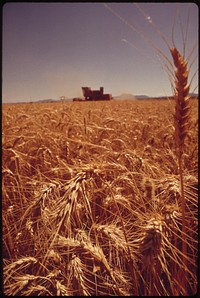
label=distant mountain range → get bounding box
[113,93,198,100]
[114,93,150,100]
[36,98,57,103]
[114,93,136,100]
[37,95,148,102]
[35,98,71,103]
[34,92,198,103]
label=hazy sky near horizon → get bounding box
[3,2,198,103]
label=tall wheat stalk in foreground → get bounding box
[170,47,191,292]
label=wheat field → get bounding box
[2,98,198,295]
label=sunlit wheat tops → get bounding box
[170,47,191,158]
[3,98,198,296]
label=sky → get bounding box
[2,2,199,103]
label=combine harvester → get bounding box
[73,87,112,101]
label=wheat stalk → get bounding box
[170,47,191,294]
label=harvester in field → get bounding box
[73,87,112,101]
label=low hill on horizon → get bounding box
[114,93,149,100]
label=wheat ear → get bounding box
[170,47,191,158]
[170,47,191,294]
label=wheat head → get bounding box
[170,48,191,157]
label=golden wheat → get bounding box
[170,47,192,158]
[2,97,198,295]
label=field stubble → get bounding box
[2,99,198,295]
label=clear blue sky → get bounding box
[2,2,198,103]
